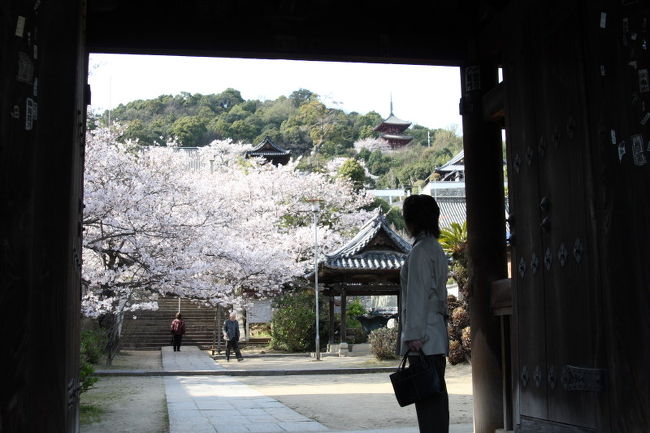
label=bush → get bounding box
[448,339,465,365]
[79,328,106,394]
[368,326,398,360]
[81,329,106,365]
[270,291,328,352]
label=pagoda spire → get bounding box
[374,95,413,150]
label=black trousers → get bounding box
[226,340,242,360]
[407,354,449,433]
[172,334,183,351]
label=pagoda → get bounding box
[374,100,413,149]
[245,136,291,165]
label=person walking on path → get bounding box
[170,312,186,352]
[223,312,243,361]
[399,194,450,433]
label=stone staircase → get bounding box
[120,297,221,350]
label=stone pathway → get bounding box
[163,346,328,433]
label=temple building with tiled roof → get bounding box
[245,136,291,165]
[373,101,413,149]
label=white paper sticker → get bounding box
[600,12,607,29]
[25,98,34,131]
[631,134,647,166]
[618,142,626,162]
[611,130,617,144]
[631,32,638,41]
[15,16,25,37]
[10,105,20,119]
[639,69,650,93]
[600,65,607,76]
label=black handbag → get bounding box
[390,351,442,407]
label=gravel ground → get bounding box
[80,351,168,433]
[236,363,473,430]
[81,350,473,432]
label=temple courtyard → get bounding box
[81,347,473,433]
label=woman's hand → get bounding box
[407,339,423,352]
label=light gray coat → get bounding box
[399,233,449,356]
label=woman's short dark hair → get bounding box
[402,194,441,238]
[176,312,182,319]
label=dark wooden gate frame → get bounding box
[3,1,650,432]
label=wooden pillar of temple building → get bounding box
[328,296,336,345]
[340,290,347,343]
[460,63,509,433]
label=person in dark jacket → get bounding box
[170,312,186,352]
[223,311,243,361]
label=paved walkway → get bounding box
[163,347,329,433]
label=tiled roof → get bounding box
[436,196,467,229]
[322,214,411,271]
[245,137,290,156]
[382,134,413,141]
[382,114,411,126]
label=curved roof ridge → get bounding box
[325,213,411,260]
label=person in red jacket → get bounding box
[170,312,186,352]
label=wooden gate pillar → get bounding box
[460,64,508,433]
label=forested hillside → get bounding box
[90,88,463,188]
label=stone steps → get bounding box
[120,297,221,350]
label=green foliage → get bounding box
[79,404,105,425]
[91,88,463,179]
[439,221,468,263]
[368,327,399,360]
[440,221,471,364]
[170,116,208,146]
[366,198,406,232]
[81,328,107,364]
[270,291,328,352]
[346,298,367,319]
[79,328,106,394]
[337,158,366,189]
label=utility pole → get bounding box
[310,200,321,360]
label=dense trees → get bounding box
[96,87,464,193]
[82,127,374,362]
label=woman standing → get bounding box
[170,312,186,352]
[400,194,449,433]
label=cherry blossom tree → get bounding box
[82,128,373,362]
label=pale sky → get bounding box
[88,54,462,131]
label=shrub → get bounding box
[81,329,106,365]
[368,326,398,360]
[79,328,106,394]
[270,291,328,352]
[451,307,470,331]
[461,326,471,353]
[448,339,465,365]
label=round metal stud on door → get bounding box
[521,365,529,388]
[548,365,557,390]
[534,365,542,387]
[531,253,539,275]
[558,243,568,267]
[544,247,553,271]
